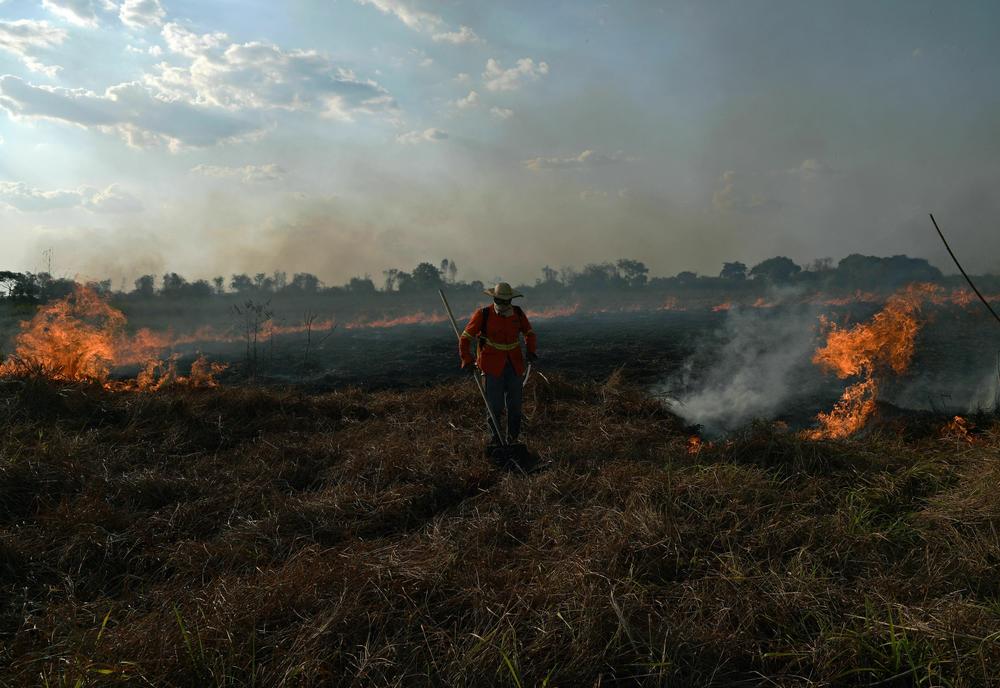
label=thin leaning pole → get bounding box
[439,289,507,446]
[930,213,1000,327]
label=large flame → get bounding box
[805,283,939,440]
[0,287,226,389]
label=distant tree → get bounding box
[0,271,18,298]
[86,279,112,296]
[539,265,559,286]
[212,276,225,295]
[190,279,214,298]
[807,257,833,272]
[382,269,400,292]
[616,259,649,288]
[720,261,748,280]
[161,272,188,296]
[289,272,320,293]
[675,271,698,286]
[10,272,41,300]
[409,262,443,291]
[231,273,254,294]
[395,271,414,292]
[749,257,801,283]
[469,280,484,293]
[39,274,75,301]
[347,276,377,294]
[253,273,275,292]
[835,254,941,288]
[134,274,155,297]
[571,263,621,290]
[272,271,287,291]
[448,260,458,284]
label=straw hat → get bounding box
[483,282,523,299]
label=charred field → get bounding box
[3,371,1000,686]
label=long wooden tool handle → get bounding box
[930,213,1000,327]
[439,289,507,446]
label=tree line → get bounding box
[0,254,968,304]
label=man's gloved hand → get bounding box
[526,351,538,363]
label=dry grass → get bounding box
[2,372,1000,686]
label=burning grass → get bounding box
[2,373,1000,686]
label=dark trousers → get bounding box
[484,360,522,443]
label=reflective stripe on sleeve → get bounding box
[461,330,473,339]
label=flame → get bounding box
[808,290,883,306]
[941,415,974,443]
[686,436,703,454]
[658,296,686,311]
[526,303,582,319]
[751,297,776,308]
[0,287,226,389]
[712,301,732,312]
[805,283,939,440]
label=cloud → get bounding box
[432,25,481,45]
[712,170,781,213]
[0,19,67,77]
[355,0,442,32]
[523,149,629,170]
[119,0,165,29]
[396,128,447,144]
[42,0,113,27]
[149,24,395,118]
[0,75,260,149]
[0,181,141,212]
[191,163,287,183]
[490,106,513,119]
[452,89,479,110]
[84,183,143,212]
[355,0,482,45]
[483,57,548,91]
[454,72,470,84]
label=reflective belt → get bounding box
[485,338,519,351]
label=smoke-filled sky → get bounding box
[1,0,999,286]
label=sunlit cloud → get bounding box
[0,19,67,77]
[523,149,629,170]
[41,0,113,28]
[432,25,481,45]
[0,75,261,149]
[149,24,395,118]
[356,0,481,44]
[396,127,448,144]
[119,0,166,29]
[483,57,548,91]
[0,181,142,212]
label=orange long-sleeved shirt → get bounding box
[459,305,537,377]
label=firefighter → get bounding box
[459,282,538,444]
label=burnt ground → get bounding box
[129,304,1000,432]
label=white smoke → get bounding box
[661,303,824,435]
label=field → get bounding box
[4,292,1000,685]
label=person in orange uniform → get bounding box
[459,282,538,444]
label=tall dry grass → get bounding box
[1,373,999,686]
